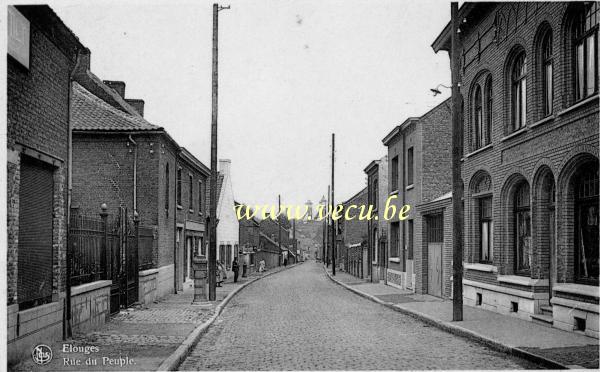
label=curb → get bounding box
[323,266,569,370]
[157,262,303,371]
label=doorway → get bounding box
[426,214,443,297]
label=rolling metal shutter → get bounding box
[18,156,54,309]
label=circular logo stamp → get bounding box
[32,344,53,365]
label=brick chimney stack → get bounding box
[125,99,145,117]
[103,80,125,98]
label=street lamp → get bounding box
[430,84,452,96]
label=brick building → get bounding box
[336,187,369,277]
[237,202,260,273]
[70,52,210,300]
[365,156,389,282]
[6,6,85,363]
[177,148,210,290]
[382,99,452,292]
[433,2,599,336]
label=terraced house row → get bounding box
[348,1,598,339]
[6,5,241,363]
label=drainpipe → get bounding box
[128,135,138,212]
[65,49,84,340]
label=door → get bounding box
[426,214,444,297]
[428,243,442,297]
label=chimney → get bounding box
[77,48,91,73]
[103,80,126,98]
[218,159,231,176]
[125,99,145,117]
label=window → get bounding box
[165,163,170,214]
[390,222,399,257]
[479,197,493,263]
[575,161,599,284]
[573,2,598,101]
[189,175,193,211]
[426,214,443,243]
[474,85,484,149]
[176,167,182,207]
[373,179,378,209]
[542,31,553,116]
[198,180,203,214]
[485,77,492,145]
[391,156,399,191]
[514,182,531,274]
[407,147,414,186]
[512,53,527,131]
[407,220,414,260]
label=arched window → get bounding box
[514,182,531,274]
[575,160,599,284]
[474,85,483,149]
[512,53,527,131]
[573,2,599,101]
[373,178,378,210]
[485,77,492,145]
[542,31,553,116]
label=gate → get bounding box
[106,207,139,314]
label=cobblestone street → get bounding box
[181,262,542,370]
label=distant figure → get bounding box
[216,260,224,287]
[232,257,240,283]
[259,259,266,272]
[284,258,288,267]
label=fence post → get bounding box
[100,204,109,281]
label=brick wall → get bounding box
[457,2,599,283]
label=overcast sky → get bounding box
[51,0,452,207]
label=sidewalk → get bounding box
[10,263,298,372]
[325,267,599,369]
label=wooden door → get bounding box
[428,243,442,297]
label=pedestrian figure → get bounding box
[216,260,225,287]
[258,259,265,272]
[284,258,288,267]
[232,257,240,283]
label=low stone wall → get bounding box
[157,264,175,299]
[70,280,111,334]
[139,269,159,305]
[7,299,64,364]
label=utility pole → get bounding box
[331,133,336,276]
[325,185,330,266]
[278,194,282,266]
[292,218,296,262]
[208,3,229,302]
[451,1,464,321]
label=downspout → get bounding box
[173,149,180,294]
[65,49,83,340]
[128,135,137,212]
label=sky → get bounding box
[50,0,452,208]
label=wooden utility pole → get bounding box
[331,133,336,276]
[278,194,282,266]
[451,1,464,321]
[208,3,229,301]
[325,185,330,266]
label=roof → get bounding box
[180,148,210,175]
[382,117,419,145]
[342,186,368,206]
[72,82,162,132]
[432,191,452,202]
[363,159,380,174]
[205,173,225,216]
[431,3,478,53]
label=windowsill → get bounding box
[389,257,401,263]
[389,189,399,196]
[497,275,548,287]
[465,143,493,158]
[464,262,497,273]
[553,283,599,299]
[557,94,599,117]
[406,184,414,191]
[177,205,183,210]
[198,212,203,217]
[529,114,555,129]
[500,127,528,142]
[189,209,194,214]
